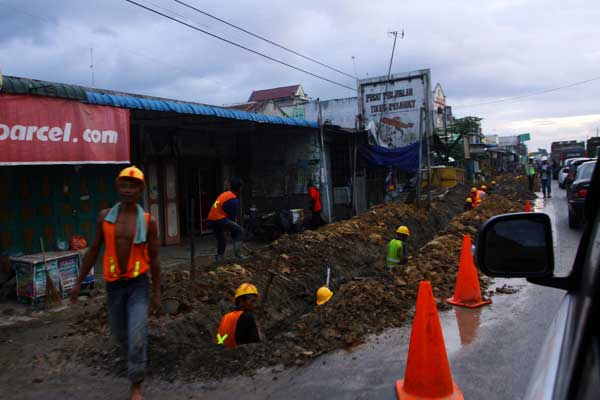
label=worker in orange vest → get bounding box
[70,166,161,400]
[208,178,245,263]
[469,187,480,207]
[215,283,261,349]
[308,181,326,229]
[477,185,488,203]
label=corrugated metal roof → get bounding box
[1,76,87,101]
[86,91,319,128]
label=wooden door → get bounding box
[162,161,180,245]
[145,163,163,244]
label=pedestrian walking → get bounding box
[539,156,552,198]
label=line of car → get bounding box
[556,157,597,228]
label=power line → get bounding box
[2,0,219,86]
[124,0,357,92]
[456,75,600,109]
[173,0,358,80]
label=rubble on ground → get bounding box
[66,175,529,381]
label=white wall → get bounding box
[303,97,358,129]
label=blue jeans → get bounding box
[541,178,551,197]
[106,275,149,384]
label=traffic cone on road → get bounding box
[524,200,532,212]
[446,235,491,308]
[396,281,464,400]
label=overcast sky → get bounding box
[1,0,599,151]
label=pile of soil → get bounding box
[66,180,525,381]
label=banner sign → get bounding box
[0,94,130,165]
[358,69,429,148]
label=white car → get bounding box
[559,158,588,188]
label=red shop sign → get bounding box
[0,94,130,165]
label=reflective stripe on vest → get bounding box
[207,191,238,221]
[387,239,403,267]
[102,212,151,282]
[214,310,244,349]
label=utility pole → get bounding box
[351,56,358,78]
[377,30,404,143]
[89,47,95,87]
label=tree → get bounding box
[433,116,482,163]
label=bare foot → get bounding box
[130,383,142,400]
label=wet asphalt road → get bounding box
[187,180,582,400]
[6,181,582,400]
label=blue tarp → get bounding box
[359,141,422,172]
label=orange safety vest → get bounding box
[207,191,238,221]
[214,310,244,349]
[309,187,322,212]
[476,190,486,205]
[102,213,151,282]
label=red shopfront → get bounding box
[0,94,130,254]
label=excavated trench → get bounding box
[68,175,532,381]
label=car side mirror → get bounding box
[475,212,554,278]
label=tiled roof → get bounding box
[248,85,300,102]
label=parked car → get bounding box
[475,160,599,400]
[566,160,596,228]
[563,158,594,188]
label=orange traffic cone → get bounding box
[396,281,463,400]
[446,235,491,308]
[524,200,532,212]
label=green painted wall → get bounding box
[0,165,120,254]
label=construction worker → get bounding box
[478,185,488,202]
[489,180,497,194]
[469,187,480,207]
[386,226,409,271]
[307,181,326,229]
[526,158,537,192]
[208,178,245,263]
[464,197,474,211]
[70,166,160,400]
[215,283,261,349]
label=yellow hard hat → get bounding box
[471,187,477,193]
[481,185,487,190]
[466,197,472,203]
[234,283,258,300]
[396,226,410,236]
[316,286,333,305]
[492,180,497,185]
[117,165,145,184]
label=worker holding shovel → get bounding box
[70,166,161,400]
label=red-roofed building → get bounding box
[248,84,310,107]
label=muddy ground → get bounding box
[0,175,532,387]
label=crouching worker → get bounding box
[464,197,474,211]
[215,283,261,349]
[386,226,409,271]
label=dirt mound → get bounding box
[67,185,523,381]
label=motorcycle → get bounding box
[243,206,304,241]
